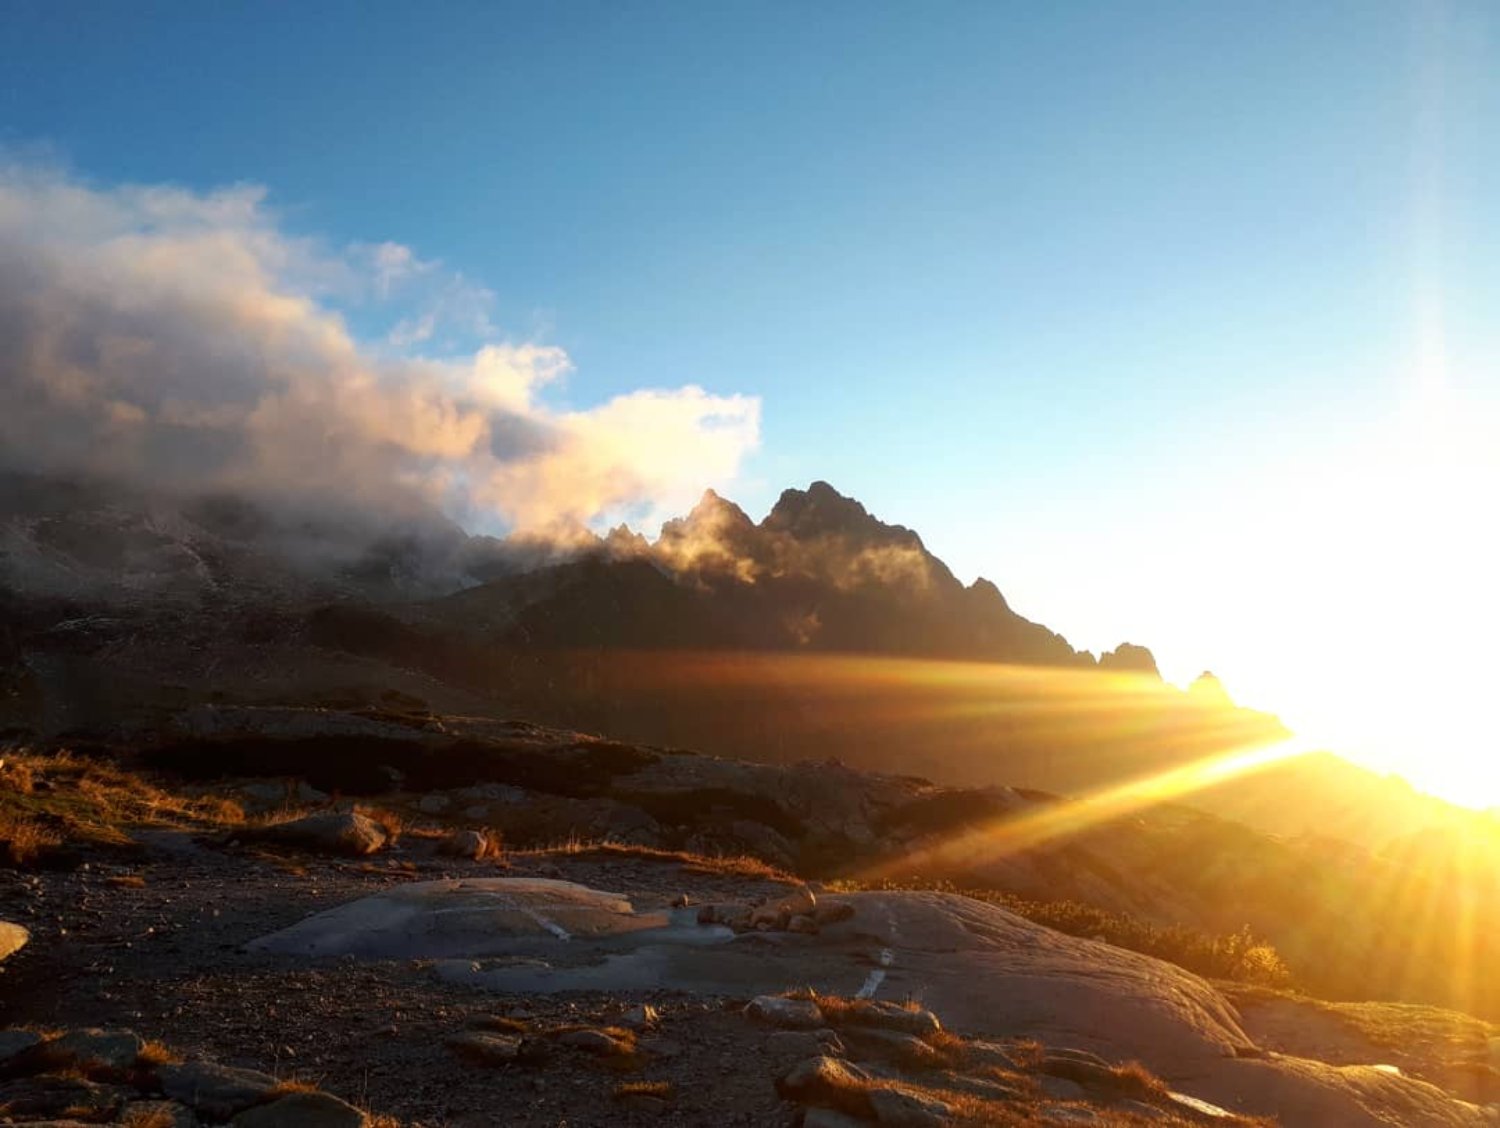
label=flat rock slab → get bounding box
[248,878,686,959]
[254,881,1245,1066]
[250,881,1498,1127]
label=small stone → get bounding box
[776,1056,873,1117]
[52,1027,146,1074]
[417,793,452,814]
[776,884,817,917]
[787,913,819,934]
[698,902,753,930]
[230,1089,367,1127]
[962,1039,1026,1072]
[445,1031,522,1066]
[257,812,386,857]
[0,921,29,962]
[750,904,790,930]
[837,999,941,1039]
[557,1028,631,1055]
[620,1004,659,1030]
[437,829,491,860]
[844,1027,941,1067]
[0,1074,130,1121]
[161,1060,279,1120]
[868,1086,953,1128]
[0,1028,42,1067]
[641,1037,683,1059]
[745,995,824,1030]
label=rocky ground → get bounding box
[4,725,1500,1126]
[0,832,798,1125]
[0,837,1205,1127]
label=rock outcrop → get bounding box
[0,1026,376,1126]
[250,811,388,857]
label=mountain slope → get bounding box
[422,482,1099,668]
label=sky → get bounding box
[3,2,1498,802]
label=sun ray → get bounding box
[854,733,1313,884]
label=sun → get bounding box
[1257,411,1498,808]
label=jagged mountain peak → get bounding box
[1098,642,1162,679]
[762,481,916,544]
[684,488,756,531]
[967,577,1013,612]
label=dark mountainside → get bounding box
[0,472,1457,841]
[7,472,1500,1127]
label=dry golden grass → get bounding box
[548,1023,638,1047]
[1103,1060,1169,1101]
[244,803,314,829]
[120,1106,179,1128]
[1,757,35,794]
[518,837,793,881]
[136,1039,182,1068]
[923,1028,970,1068]
[1004,1039,1045,1070]
[474,828,505,860]
[468,1015,530,1033]
[349,858,422,876]
[272,1077,325,1095]
[105,873,147,889]
[0,808,62,865]
[613,1079,674,1100]
[784,988,926,1025]
[356,805,405,843]
[0,748,248,866]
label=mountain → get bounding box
[0,472,1449,863]
[422,482,1101,667]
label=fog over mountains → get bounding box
[0,466,1469,852]
[0,466,1162,668]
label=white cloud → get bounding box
[0,161,761,535]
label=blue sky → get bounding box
[4,2,1498,798]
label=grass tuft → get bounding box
[0,747,249,868]
[516,837,793,881]
[136,1039,182,1068]
[613,1080,674,1100]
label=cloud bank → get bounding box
[0,162,760,538]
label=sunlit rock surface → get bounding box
[250,879,1498,1126]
